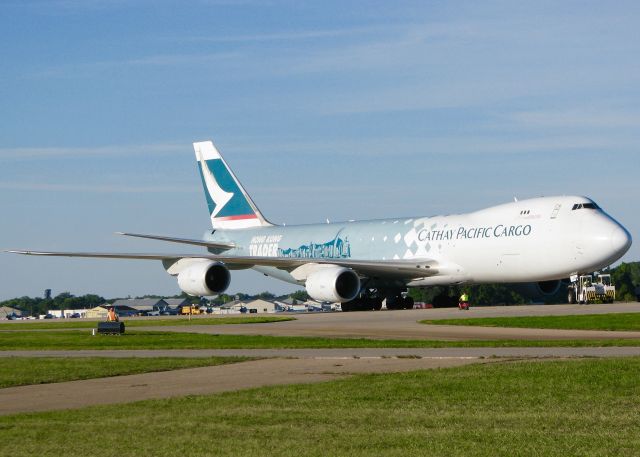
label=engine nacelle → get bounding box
[513,280,563,299]
[177,261,231,296]
[305,266,360,303]
[536,280,563,296]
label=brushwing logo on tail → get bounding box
[197,154,234,218]
[197,157,256,220]
[194,141,263,229]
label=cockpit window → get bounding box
[572,202,600,210]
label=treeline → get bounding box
[2,263,638,315]
[606,262,640,302]
[407,262,640,306]
[1,290,311,316]
[134,290,309,305]
[1,292,105,317]
[408,283,530,307]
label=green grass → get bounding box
[0,315,294,330]
[2,358,639,456]
[0,356,250,388]
[422,312,640,331]
[2,329,640,350]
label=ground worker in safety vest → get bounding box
[106,307,119,322]
[459,292,470,310]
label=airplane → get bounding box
[7,140,633,311]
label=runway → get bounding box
[4,346,640,415]
[4,346,640,359]
[3,302,640,416]
[0,357,482,415]
[139,302,640,340]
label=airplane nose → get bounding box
[610,224,632,257]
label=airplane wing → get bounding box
[6,250,438,280]
[116,232,235,250]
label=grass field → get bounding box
[1,358,639,456]
[0,315,294,330]
[2,329,640,350]
[422,312,640,331]
[0,356,249,388]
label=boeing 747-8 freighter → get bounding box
[8,140,632,311]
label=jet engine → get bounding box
[177,261,231,296]
[536,280,563,295]
[514,280,565,300]
[305,266,360,303]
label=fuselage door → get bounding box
[550,204,561,219]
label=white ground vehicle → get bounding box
[568,274,615,304]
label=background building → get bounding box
[0,306,22,319]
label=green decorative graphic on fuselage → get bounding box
[245,230,352,259]
[279,236,351,259]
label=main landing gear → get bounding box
[385,294,414,310]
[341,296,383,312]
[341,289,414,312]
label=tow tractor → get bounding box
[567,273,615,304]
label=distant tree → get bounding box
[611,262,638,302]
[0,292,106,316]
[410,283,530,307]
[290,290,309,302]
[469,284,528,306]
[1,296,46,316]
[78,294,105,308]
[210,294,234,305]
[51,292,74,309]
[2,262,637,314]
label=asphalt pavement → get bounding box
[3,302,640,416]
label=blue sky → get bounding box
[1,0,639,300]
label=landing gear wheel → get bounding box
[361,297,377,311]
[341,301,355,312]
[402,296,414,310]
[341,296,383,312]
[385,296,400,310]
[567,289,576,304]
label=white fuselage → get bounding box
[209,195,632,288]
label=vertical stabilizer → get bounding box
[194,140,272,230]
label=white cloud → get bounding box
[229,133,636,159]
[0,143,183,159]
[181,25,395,44]
[0,182,197,193]
[508,109,640,129]
[16,0,134,13]
[122,52,240,66]
[34,51,240,79]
